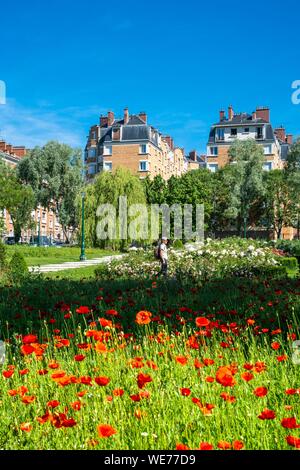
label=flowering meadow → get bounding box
[0,241,300,450]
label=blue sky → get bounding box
[0,0,299,154]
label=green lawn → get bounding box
[5,246,118,266]
[43,265,98,279]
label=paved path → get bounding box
[29,255,125,273]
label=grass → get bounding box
[44,266,99,279]
[0,272,300,450]
[5,246,118,266]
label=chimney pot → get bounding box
[286,134,293,145]
[256,107,270,122]
[219,110,225,121]
[124,107,129,125]
[228,105,234,121]
[139,112,147,124]
[107,110,115,127]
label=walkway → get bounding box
[29,254,124,273]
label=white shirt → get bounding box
[160,243,168,260]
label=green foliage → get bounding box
[276,240,300,257]
[252,264,287,279]
[0,241,7,269]
[279,256,298,272]
[226,140,265,231]
[172,239,184,249]
[17,141,83,242]
[9,252,28,284]
[79,168,147,250]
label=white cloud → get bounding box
[0,99,103,149]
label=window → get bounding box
[88,148,96,158]
[42,212,47,222]
[208,164,219,173]
[139,161,149,172]
[216,128,225,141]
[263,162,273,171]
[264,145,272,155]
[244,128,250,133]
[91,131,96,139]
[88,165,96,175]
[256,127,263,139]
[103,162,112,171]
[231,128,237,137]
[140,144,148,154]
[103,145,112,156]
[209,147,218,156]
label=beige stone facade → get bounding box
[85,109,186,181]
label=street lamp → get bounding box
[244,216,247,239]
[80,192,86,261]
[37,213,41,247]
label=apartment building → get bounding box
[206,106,293,172]
[85,109,186,180]
[0,140,65,242]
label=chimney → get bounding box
[100,115,108,127]
[219,110,225,121]
[256,107,270,122]
[189,150,197,161]
[0,140,6,151]
[286,134,293,145]
[12,146,26,158]
[164,136,174,150]
[274,127,286,143]
[139,112,147,124]
[252,111,257,121]
[228,105,234,121]
[107,111,115,127]
[124,107,129,125]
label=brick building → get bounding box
[0,140,66,242]
[206,106,293,172]
[85,109,186,180]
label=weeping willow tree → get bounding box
[78,168,147,250]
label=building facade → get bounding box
[0,140,66,242]
[206,106,293,172]
[85,109,186,180]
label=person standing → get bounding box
[159,237,168,277]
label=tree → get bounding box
[226,140,265,234]
[143,175,167,204]
[0,160,35,241]
[17,141,83,242]
[262,170,294,239]
[285,139,300,238]
[80,167,147,250]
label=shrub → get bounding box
[279,257,298,272]
[172,239,184,249]
[252,265,287,279]
[0,242,7,269]
[9,252,28,284]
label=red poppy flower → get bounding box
[47,400,60,409]
[80,376,92,386]
[38,369,48,376]
[137,373,153,389]
[113,388,124,397]
[106,309,118,316]
[271,341,281,350]
[205,376,214,383]
[180,388,191,397]
[199,442,213,450]
[176,443,190,450]
[216,366,236,387]
[175,356,188,366]
[286,435,300,449]
[2,370,14,379]
[130,394,141,402]
[71,401,82,411]
[22,334,38,344]
[254,387,268,397]
[217,441,231,450]
[233,440,244,450]
[196,317,210,327]
[95,376,110,386]
[99,318,113,328]
[203,358,214,366]
[276,355,288,362]
[76,306,90,315]
[220,392,236,403]
[241,372,254,382]
[281,417,300,429]
[22,395,36,405]
[74,355,85,362]
[97,424,117,438]
[135,311,152,325]
[258,409,276,420]
[20,422,32,432]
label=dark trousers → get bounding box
[160,259,168,277]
